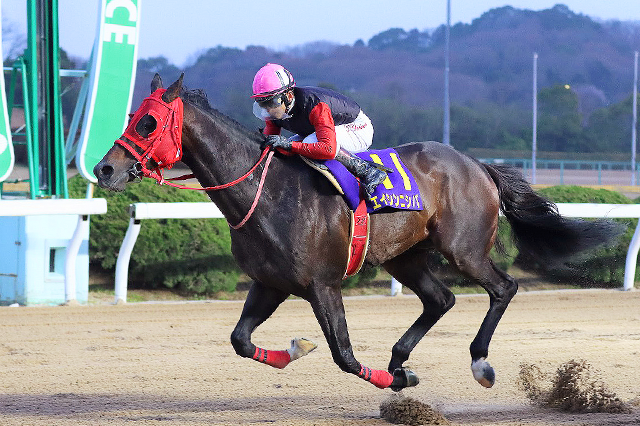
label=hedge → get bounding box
[69,175,240,295]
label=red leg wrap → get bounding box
[358,365,394,389]
[252,347,291,369]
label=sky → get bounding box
[2,0,640,67]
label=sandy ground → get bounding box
[0,289,639,426]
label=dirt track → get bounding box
[0,289,639,425]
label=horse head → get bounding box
[94,73,184,191]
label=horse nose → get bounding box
[93,161,114,182]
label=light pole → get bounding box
[532,53,538,184]
[632,51,638,185]
[443,0,451,146]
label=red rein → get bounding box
[115,88,273,229]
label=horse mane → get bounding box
[180,87,211,110]
[180,87,263,142]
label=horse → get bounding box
[94,73,621,391]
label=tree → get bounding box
[585,94,637,153]
[367,28,430,51]
[137,56,181,76]
[537,85,584,152]
[2,16,26,63]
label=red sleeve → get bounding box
[290,102,337,160]
[262,119,295,155]
[263,119,281,136]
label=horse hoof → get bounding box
[471,358,495,388]
[288,337,318,361]
[389,368,420,392]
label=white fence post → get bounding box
[114,217,142,304]
[624,223,640,291]
[390,278,402,296]
[64,214,89,304]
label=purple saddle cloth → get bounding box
[322,148,423,213]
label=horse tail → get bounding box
[482,163,623,265]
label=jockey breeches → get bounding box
[291,111,374,156]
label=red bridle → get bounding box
[115,88,274,229]
[115,88,184,180]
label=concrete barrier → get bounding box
[0,198,107,304]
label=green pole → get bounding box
[25,0,40,197]
[7,66,17,120]
[24,0,68,198]
[46,0,68,197]
[18,59,37,199]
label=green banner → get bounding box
[76,0,140,182]
[0,6,16,183]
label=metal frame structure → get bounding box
[5,0,67,198]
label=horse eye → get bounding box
[136,115,157,137]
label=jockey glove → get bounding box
[263,134,292,151]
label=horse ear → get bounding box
[151,73,163,93]
[163,73,184,102]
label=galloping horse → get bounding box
[94,74,620,391]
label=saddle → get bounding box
[302,148,423,278]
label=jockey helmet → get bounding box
[251,63,295,102]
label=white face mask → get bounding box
[252,101,291,121]
[253,101,271,120]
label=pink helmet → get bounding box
[251,63,295,99]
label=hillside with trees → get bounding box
[6,4,640,157]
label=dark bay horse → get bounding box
[94,74,620,391]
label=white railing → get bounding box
[0,198,108,303]
[114,202,640,303]
[114,203,223,303]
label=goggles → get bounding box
[255,95,284,109]
[253,96,291,121]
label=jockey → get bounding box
[251,63,387,196]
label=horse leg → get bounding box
[307,283,418,390]
[230,281,317,369]
[453,255,518,388]
[383,247,456,374]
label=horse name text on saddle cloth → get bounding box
[322,148,423,213]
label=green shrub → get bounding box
[491,218,520,271]
[537,185,631,204]
[69,175,241,295]
[342,265,379,289]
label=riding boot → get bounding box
[334,148,387,196]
